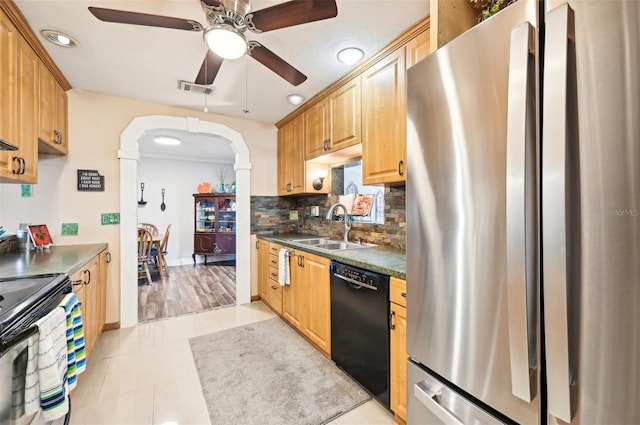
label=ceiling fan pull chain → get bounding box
[243,56,250,114]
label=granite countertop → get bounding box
[257,233,406,279]
[0,243,108,279]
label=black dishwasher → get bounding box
[330,261,390,408]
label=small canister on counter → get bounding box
[16,229,34,251]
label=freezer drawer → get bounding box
[407,359,506,425]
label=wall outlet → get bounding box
[310,206,319,217]
[289,210,299,220]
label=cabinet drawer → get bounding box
[72,279,85,307]
[268,265,280,282]
[269,242,282,255]
[269,254,279,268]
[267,278,283,314]
[390,277,407,307]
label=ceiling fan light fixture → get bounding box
[154,136,181,146]
[40,29,79,48]
[204,24,247,60]
[287,94,305,105]
[337,47,364,65]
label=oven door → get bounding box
[0,327,36,424]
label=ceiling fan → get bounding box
[88,0,338,87]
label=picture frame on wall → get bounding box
[28,224,53,248]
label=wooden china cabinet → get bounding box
[192,193,236,265]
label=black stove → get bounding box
[0,273,71,347]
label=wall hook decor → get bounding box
[161,188,166,211]
[138,183,147,206]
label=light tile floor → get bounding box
[70,301,396,425]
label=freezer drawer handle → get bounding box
[542,4,577,423]
[414,381,463,425]
[506,20,537,403]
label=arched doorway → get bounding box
[118,116,252,328]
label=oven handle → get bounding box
[0,325,38,357]
[333,273,378,291]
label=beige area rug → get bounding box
[189,318,371,425]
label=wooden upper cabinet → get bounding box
[277,114,305,195]
[305,77,362,161]
[406,30,431,68]
[328,76,361,152]
[0,11,18,180]
[304,98,329,159]
[38,61,67,154]
[362,47,407,185]
[0,13,38,183]
[15,35,38,183]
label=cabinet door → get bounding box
[215,234,236,255]
[83,256,100,357]
[0,12,18,180]
[53,82,68,154]
[257,240,269,301]
[406,30,431,68]
[362,47,407,185]
[283,251,304,331]
[98,250,109,334]
[300,252,331,355]
[15,36,38,183]
[277,116,305,195]
[304,98,329,160]
[329,77,361,151]
[390,302,408,422]
[38,62,56,147]
[194,233,216,253]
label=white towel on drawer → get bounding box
[278,248,290,286]
[24,306,69,420]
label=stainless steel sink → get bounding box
[292,238,376,251]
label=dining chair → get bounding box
[138,222,159,236]
[152,224,171,277]
[138,228,154,285]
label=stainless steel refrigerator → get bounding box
[406,0,640,423]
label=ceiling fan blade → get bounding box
[247,0,337,33]
[248,42,307,86]
[88,7,203,31]
[194,51,224,85]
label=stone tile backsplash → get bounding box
[251,186,406,250]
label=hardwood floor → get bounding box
[138,262,236,323]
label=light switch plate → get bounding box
[289,210,299,220]
[310,206,319,217]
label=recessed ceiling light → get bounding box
[40,30,79,48]
[337,47,364,65]
[154,136,181,146]
[287,94,305,105]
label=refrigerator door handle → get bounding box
[506,20,537,403]
[542,3,576,423]
[414,381,464,425]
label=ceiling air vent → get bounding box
[178,80,214,95]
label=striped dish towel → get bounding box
[24,307,69,420]
[60,293,86,390]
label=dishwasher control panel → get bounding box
[331,261,388,289]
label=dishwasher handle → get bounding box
[333,273,378,291]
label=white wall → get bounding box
[0,89,278,324]
[137,157,236,265]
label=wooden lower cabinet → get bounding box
[69,249,108,359]
[257,240,269,301]
[296,252,331,355]
[258,241,331,356]
[390,277,408,423]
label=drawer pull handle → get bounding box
[271,285,278,290]
[73,279,83,286]
[401,292,407,298]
